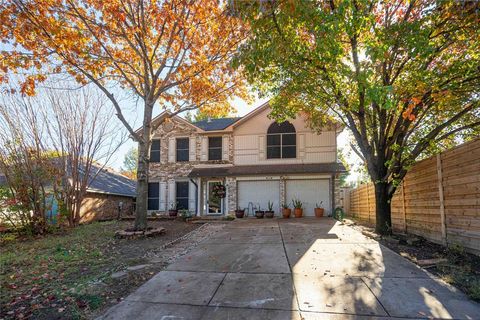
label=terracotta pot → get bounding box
[314,208,325,218]
[255,211,265,219]
[282,208,291,218]
[294,208,303,218]
[265,211,275,218]
[235,210,245,218]
[168,210,178,217]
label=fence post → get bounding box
[371,184,375,224]
[366,185,371,224]
[436,154,447,246]
[401,182,407,233]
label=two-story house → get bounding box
[140,102,345,217]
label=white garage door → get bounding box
[286,179,330,216]
[237,180,280,215]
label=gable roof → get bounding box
[134,111,201,134]
[192,117,241,131]
[0,162,136,197]
[135,100,342,134]
[85,164,136,197]
[231,101,270,129]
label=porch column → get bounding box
[225,177,237,215]
[196,178,202,216]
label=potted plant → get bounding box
[281,203,291,218]
[235,207,245,218]
[292,199,303,218]
[179,209,192,221]
[168,202,178,217]
[255,207,265,219]
[265,201,275,218]
[314,201,324,218]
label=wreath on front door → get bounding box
[212,184,226,198]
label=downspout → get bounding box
[190,178,198,215]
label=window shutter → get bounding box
[159,182,167,211]
[188,181,196,212]
[167,180,175,208]
[258,135,266,160]
[298,133,306,159]
[200,137,208,161]
[222,135,229,161]
[168,138,175,163]
[189,137,196,162]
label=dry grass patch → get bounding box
[0,220,200,319]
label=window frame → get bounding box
[176,181,189,210]
[147,182,159,210]
[150,139,161,163]
[176,137,190,162]
[208,136,223,161]
[266,122,297,159]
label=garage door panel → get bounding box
[238,180,280,214]
[286,180,330,216]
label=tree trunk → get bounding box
[134,100,154,231]
[135,142,149,230]
[374,181,392,235]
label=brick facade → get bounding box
[149,118,234,181]
[225,176,237,213]
[147,117,235,214]
[334,174,342,209]
[80,192,134,223]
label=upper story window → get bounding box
[150,139,160,163]
[267,121,296,159]
[176,138,189,162]
[208,137,222,160]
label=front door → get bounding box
[207,181,223,215]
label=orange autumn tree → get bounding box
[1,0,248,230]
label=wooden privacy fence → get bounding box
[347,138,480,255]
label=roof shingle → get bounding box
[85,164,136,197]
[192,117,241,131]
[188,163,347,178]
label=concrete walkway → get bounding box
[100,218,480,319]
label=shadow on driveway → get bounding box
[99,218,480,319]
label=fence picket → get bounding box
[347,138,480,255]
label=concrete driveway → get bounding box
[100,218,480,319]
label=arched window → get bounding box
[267,121,296,159]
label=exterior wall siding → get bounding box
[233,108,337,165]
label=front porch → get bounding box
[194,177,230,217]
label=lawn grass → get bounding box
[0,220,199,319]
[1,222,118,319]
